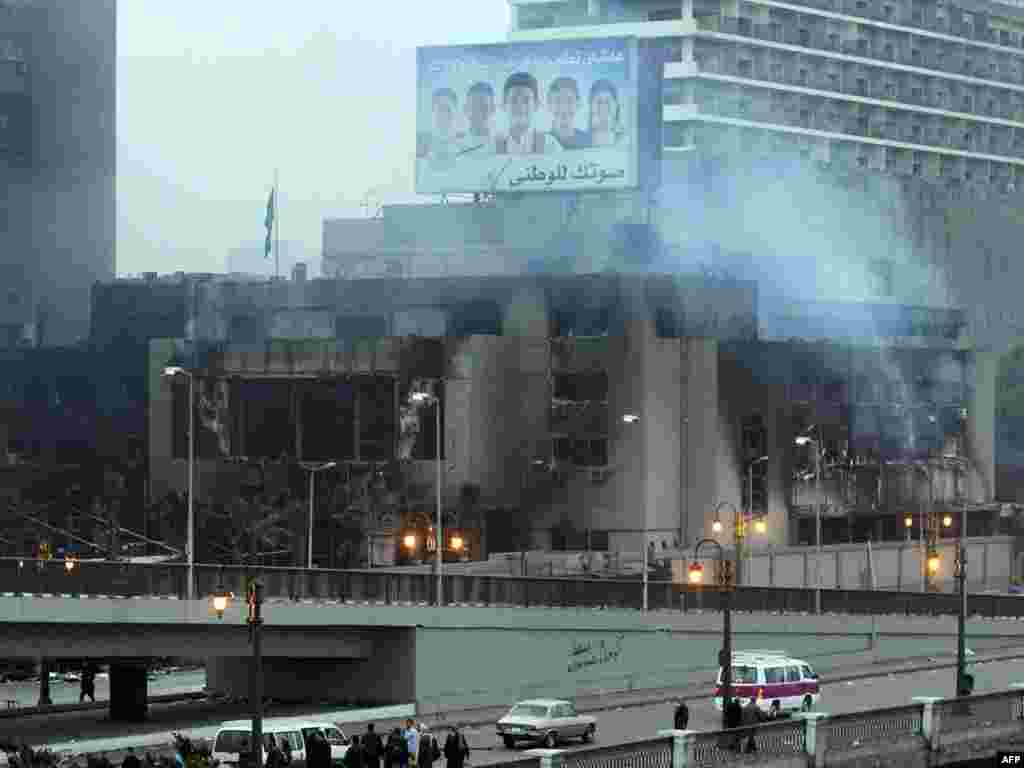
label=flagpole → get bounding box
[274,169,280,280]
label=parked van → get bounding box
[212,719,309,767]
[713,650,820,719]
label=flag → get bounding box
[264,187,275,258]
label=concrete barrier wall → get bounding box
[410,610,1024,713]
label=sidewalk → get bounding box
[28,645,1024,760]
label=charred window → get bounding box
[358,377,398,461]
[655,308,682,338]
[301,380,357,461]
[234,380,295,459]
[742,414,768,515]
[449,300,502,336]
[553,372,608,402]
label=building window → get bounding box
[799,28,811,45]
[553,372,608,402]
[449,300,502,336]
[798,68,808,84]
[738,59,753,76]
[649,8,682,21]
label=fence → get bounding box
[1,557,1024,619]
[519,687,1024,768]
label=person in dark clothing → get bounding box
[313,732,333,768]
[80,665,96,703]
[416,731,438,768]
[121,749,142,768]
[345,735,364,768]
[443,727,469,768]
[265,736,285,768]
[723,698,745,752]
[363,725,382,768]
[673,701,689,730]
[385,729,407,768]
[741,697,761,753]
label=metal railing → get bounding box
[936,689,1024,733]
[689,720,805,767]
[0,558,1022,618]
[823,703,924,751]
[489,760,541,768]
[560,736,673,768]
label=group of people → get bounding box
[347,721,469,768]
[418,72,625,165]
[673,698,762,753]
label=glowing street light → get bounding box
[688,562,705,584]
[754,518,767,535]
[403,534,417,550]
[712,519,723,534]
[943,514,954,528]
[927,551,941,576]
[450,535,464,552]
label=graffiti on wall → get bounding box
[568,633,625,673]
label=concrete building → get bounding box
[136,269,995,555]
[0,0,116,348]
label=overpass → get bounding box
[6,591,1024,724]
[3,558,1024,618]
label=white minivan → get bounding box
[713,650,821,720]
[212,719,349,767]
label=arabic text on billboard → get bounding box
[416,38,639,194]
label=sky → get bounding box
[115,1,509,277]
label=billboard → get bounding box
[416,37,639,194]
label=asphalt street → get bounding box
[456,657,1024,765]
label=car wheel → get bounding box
[582,725,595,744]
[802,696,813,713]
[503,737,516,749]
[769,701,780,720]
[544,732,558,749]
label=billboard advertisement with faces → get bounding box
[415,37,639,194]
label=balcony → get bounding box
[695,13,1024,92]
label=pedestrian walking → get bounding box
[385,728,407,768]
[417,730,439,768]
[443,727,469,768]
[363,725,382,768]
[309,732,331,768]
[79,665,96,703]
[741,697,761,753]
[673,701,689,730]
[121,749,141,768]
[266,736,285,768]
[345,735,364,768]
[403,719,420,768]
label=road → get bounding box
[9,655,1024,758]
[455,657,1024,765]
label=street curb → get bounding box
[0,691,208,720]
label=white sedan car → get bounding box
[496,699,596,749]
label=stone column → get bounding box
[657,728,696,768]
[109,661,149,722]
[794,712,829,768]
[913,696,942,753]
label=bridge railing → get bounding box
[549,687,1024,768]
[0,558,1022,619]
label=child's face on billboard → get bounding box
[465,91,494,135]
[548,87,578,133]
[433,95,456,135]
[504,85,536,132]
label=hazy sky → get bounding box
[116,1,509,277]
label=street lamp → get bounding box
[208,579,265,768]
[710,501,742,586]
[299,461,337,569]
[690,537,732,730]
[943,513,953,529]
[795,430,823,614]
[621,412,648,611]
[163,365,195,602]
[904,513,913,542]
[403,534,417,551]
[411,384,444,606]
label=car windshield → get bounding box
[214,731,252,754]
[324,728,347,745]
[510,704,550,718]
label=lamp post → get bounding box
[411,384,443,606]
[795,432,822,614]
[689,537,732,730]
[299,461,337,569]
[710,501,743,586]
[209,578,264,768]
[622,413,647,611]
[163,366,195,602]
